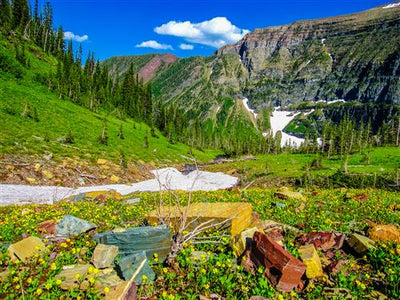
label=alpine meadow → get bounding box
[0,1,399,299]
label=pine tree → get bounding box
[0,0,11,28]
[11,0,30,30]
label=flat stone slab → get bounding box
[55,264,90,290]
[148,202,253,237]
[8,236,46,263]
[348,233,375,254]
[94,225,171,262]
[56,215,97,237]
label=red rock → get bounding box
[245,232,306,292]
[334,234,345,249]
[324,260,346,275]
[37,220,58,235]
[297,232,336,251]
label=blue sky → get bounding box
[35,0,393,60]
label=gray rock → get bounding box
[116,251,155,284]
[93,225,171,262]
[56,215,97,237]
[124,197,141,205]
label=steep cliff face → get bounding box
[218,4,400,106]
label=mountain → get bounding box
[102,3,400,152]
[102,53,178,82]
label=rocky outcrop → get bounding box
[217,5,400,106]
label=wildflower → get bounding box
[291,291,297,297]
[104,286,110,293]
[200,268,206,275]
[163,267,168,273]
[278,294,284,300]
[89,277,95,284]
[75,273,81,280]
[51,263,57,270]
[36,288,43,295]
[88,266,94,274]
[56,279,62,285]
[142,274,148,282]
[13,276,19,283]
[162,291,168,297]
[204,284,210,290]
[15,284,21,290]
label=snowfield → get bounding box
[0,168,238,206]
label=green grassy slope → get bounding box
[0,35,220,163]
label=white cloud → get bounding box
[135,40,173,50]
[179,43,194,50]
[63,31,88,42]
[154,17,249,48]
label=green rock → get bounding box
[93,225,171,262]
[116,251,155,284]
[56,215,97,237]
[348,233,375,254]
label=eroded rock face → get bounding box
[217,6,400,106]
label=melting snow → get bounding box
[242,98,258,118]
[269,109,305,147]
[0,168,238,206]
[383,2,400,9]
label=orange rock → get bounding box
[369,224,400,243]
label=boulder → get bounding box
[231,227,260,257]
[92,244,119,269]
[298,244,324,279]
[55,264,90,290]
[116,251,155,284]
[297,232,339,251]
[368,224,400,243]
[94,225,171,262]
[244,232,305,292]
[348,233,375,254]
[275,188,305,201]
[56,215,97,237]
[148,202,254,237]
[37,220,58,235]
[8,236,46,263]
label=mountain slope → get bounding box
[0,34,218,163]
[218,3,400,106]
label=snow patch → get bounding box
[0,168,238,206]
[269,109,304,147]
[383,2,400,9]
[242,98,258,118]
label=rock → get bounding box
[8,236,46,263]
[263,220,300,235]
[0,269,10,282]
[324,260,346,275]
[232,227,259,257]
[275,188,305,201]
[71,193,86,202]
[26,177,36,184]
[116,251,155,284]
[124,198,141,205]
[55,264,90,290]
[298,244,324,279]
[322,288,354,299]
[368,224,400,243]
[190,251,210,265]
[348,233,375,254]
[297,232,337,251]
[276,203,286,208]
[37,220,58,235]
[97,159,108,165]
[92,244,119,269]
[106,280,137,300]
[56,215,97,237]
[94,225,171,262]
[148,202,254,237]
[244,232,305,292]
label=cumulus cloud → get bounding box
[179,43,194,50]
[135,40,173,50]
[63,31,88,42]
[154,17,249,48]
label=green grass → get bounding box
[204,147,400,187]
[0,35,220,164]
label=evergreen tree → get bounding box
[0,0,11,28]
